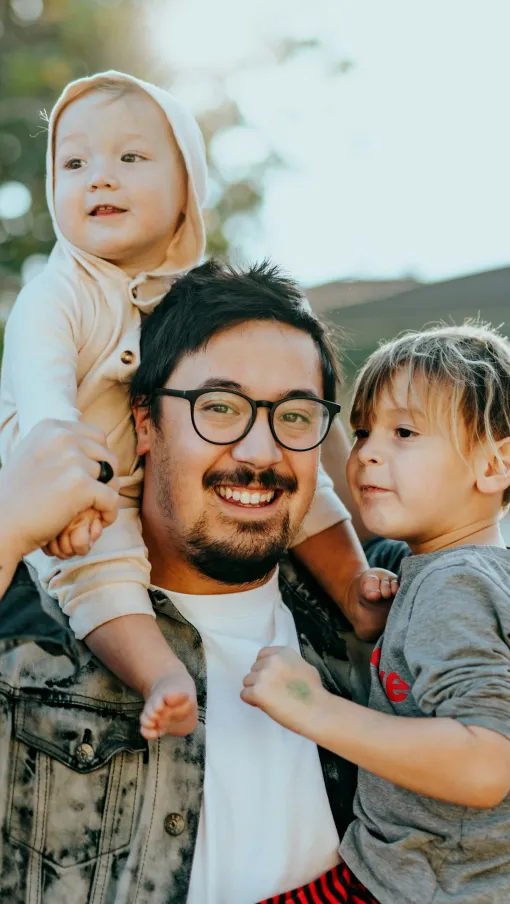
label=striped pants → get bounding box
[257,862,380,904]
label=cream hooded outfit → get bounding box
[0,71,349,640]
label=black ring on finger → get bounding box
[97,460,114,484]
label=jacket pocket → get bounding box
[6,696,146,868]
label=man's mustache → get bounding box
[203,467,298,495]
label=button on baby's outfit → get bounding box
[120,350,135,365]
[75,742,95,765]
[164,813,186,836]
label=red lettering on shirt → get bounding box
[370,647,381,668]
[385,671,410,702]
[371,647,410,702]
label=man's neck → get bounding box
[144,519,275,596]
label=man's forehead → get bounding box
[168,320,324,398]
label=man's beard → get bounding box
[184,512,293,585]
[185,466,297,585]
[154,451,298,586]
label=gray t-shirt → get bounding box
[341,545,510,904]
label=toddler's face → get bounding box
[346,371,483,550]
[53,89,187,274]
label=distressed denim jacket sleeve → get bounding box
[0,558,369,904]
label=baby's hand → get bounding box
[42,507,104,559]
[348,568,399,642]
[241,646,325,735]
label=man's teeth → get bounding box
[215,486,275,506]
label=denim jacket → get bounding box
[0,559,369,904]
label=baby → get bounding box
[0,71,394,740]
[244,323,510,903]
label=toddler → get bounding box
[0,71,394,740]
[244,323,510,903]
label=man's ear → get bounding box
[475,437,510,498]
[132,405,152,456]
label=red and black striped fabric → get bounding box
[257,862,380,904]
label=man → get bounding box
[0,261,390,904]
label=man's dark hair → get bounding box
[130,259,340,424]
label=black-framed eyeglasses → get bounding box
[152,388,341,452]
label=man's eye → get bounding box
[64,158,84,170]
[280,411,310,425]
[352,428,369,440]
[396,427,417,439]
[121,153,144,163]
[203,404,238,416]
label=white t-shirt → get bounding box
[153,568,340,904]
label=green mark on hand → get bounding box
[286,679,313,703]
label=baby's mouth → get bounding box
[89,205,127,217]
[214,485,280,507]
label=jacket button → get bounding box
[76,742,95,765]
[164,813,186,836]
[120,349,135,365]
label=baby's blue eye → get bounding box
[121,153,144,163]
[65,158,83,170]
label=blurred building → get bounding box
[307,266,510,385]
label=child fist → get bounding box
[347,568,399,642]
[241,646,325,735]
[43,506,104,559]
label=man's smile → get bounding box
[214,485,280,508]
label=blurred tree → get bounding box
[0,0,349,350]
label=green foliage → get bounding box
[0,0,278,281]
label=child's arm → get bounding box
[0,283,81,448]
[241,646,510,808]
[86,614,197,739]
[292,520,397,640]
[30,507,198,739]
[242,562,510,808]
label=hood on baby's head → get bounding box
[45,70,207,277]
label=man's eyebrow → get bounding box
[196,379,322,399]
[197,378,244,391]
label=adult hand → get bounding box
[0,420,119,576]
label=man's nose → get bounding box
[231,410,283,469]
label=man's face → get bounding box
[135,320,324,586]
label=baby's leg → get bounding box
[86,614,198,739]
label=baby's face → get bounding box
[53,89,187,274]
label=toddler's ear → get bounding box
[475,437,510,498]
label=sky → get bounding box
[148,0,510,287]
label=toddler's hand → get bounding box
[43,506,104,559]
[241,646,325,736]
[348,568,399,642]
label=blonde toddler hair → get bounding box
[350,321,510,506]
